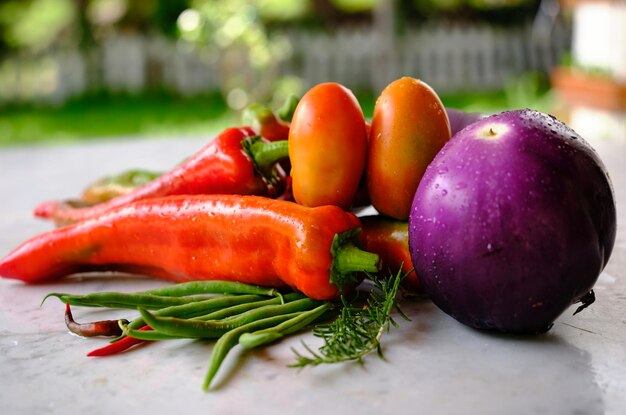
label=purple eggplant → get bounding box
[408,109,616,333]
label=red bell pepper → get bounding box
[359,215,420,292]
[242,104,291,142]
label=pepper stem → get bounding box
[330,228,380,290]
[277,94,299,122]
[107,169,162,186]
[242,104,274,128]
[241,136,289,177]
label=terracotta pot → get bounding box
[551,67,626,111]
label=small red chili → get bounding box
[86,326,152,357]
[64,303,127,337]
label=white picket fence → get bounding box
[287,23,570,93]
[0,22,570,105]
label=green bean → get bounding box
[192,292,305,321]
[138,281,283,299]
[124,294,266,332]
[203,312,301,391]
[122,329,185,341]
[124,293,306,341]
[238,303,331,349]
[42,292,213,310]
[139,298,321,339]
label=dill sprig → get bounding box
[289,267,409,368]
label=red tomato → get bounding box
[289,82,368,209]
[367,77,451,220]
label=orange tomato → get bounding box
[367,77,451,220]
[289,82,368,209]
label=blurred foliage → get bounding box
[0,79,553,147]
[0,0,550,145]
[0,0,543,54]
[0,0,544,101]
[503,71,553,113]
[330,0,380,13]
[0,0,75,52]
[402,0,541,26]
[176,1,306,109]
[0,92,235,146]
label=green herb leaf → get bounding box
[289,267,408,368]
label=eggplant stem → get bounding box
[573,290,595,315]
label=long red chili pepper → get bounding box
[1,195,380,300]
[86,326,152,357]
[33,127,289,225]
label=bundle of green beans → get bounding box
[45,271,406,392]
[44,281,334,391]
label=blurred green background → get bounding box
[0,0,561,146]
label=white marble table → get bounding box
[1,134,625,415]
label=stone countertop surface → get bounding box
[0,134,625,415]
